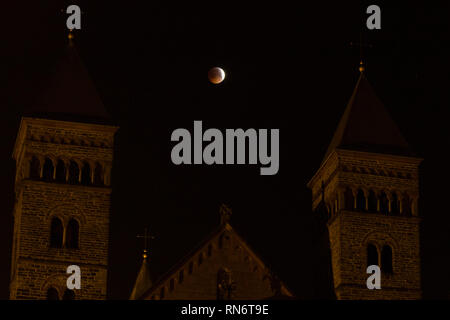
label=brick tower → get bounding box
[308,69,422,299]
[9,34,118,300]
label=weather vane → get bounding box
[136,227,155,260]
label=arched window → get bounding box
[367,243,378,267]
[356,189,366,211]
[42,158,54,181]
[208,244,212,257]
[30,156,41,179]
[344,187,354,210]
[81,162,91,185]
[198,253,203,265]
[62,289,75,300]
[368,190,377,212]
[68,161,79,184]
[94,163,104,186]
[379,192,389,214]
[169,279,175,292]
[55,160,66,183]
[402,194,412,216]
[391,192,399,215]
[50,217,63,248]
[179,270,184,284]
[46,287,59,300]
[160,287,165,299]
[65,219,79,249]
[188,262,194,274]
[381,245,393,274]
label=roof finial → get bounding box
[68,29,74,46]
[350,32,372,75]
[137,227,155,260]
[359,60,365,73]
[219,204,232,226]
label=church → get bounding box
[7,33,422,300]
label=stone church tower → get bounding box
[308,68,422,299]
[9,34,118,300]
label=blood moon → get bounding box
[208,67,225,84]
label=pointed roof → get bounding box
[322,73,413,164]
[25,38,112,124]
[134,208,294,300]
[130,257,153,300]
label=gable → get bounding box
[139,224,293,300]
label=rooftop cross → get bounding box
[136,227,155,260]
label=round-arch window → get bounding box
[66,219,79,249]
[46,287,59,300]
[63,289,75,300]
[50,217,63,248]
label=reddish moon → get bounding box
[208,67,225,84]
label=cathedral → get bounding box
[7,34,422,300]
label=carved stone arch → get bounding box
[41,274,68,299]
[46,204,87,226]
[362,231,398,254]
[361,231,398,273]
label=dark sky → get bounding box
[1,1,450,299]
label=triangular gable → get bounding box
[137,223,294,300]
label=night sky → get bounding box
[1,1,450,299]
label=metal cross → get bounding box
[350,32,373,71]
[136,227,155,259]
